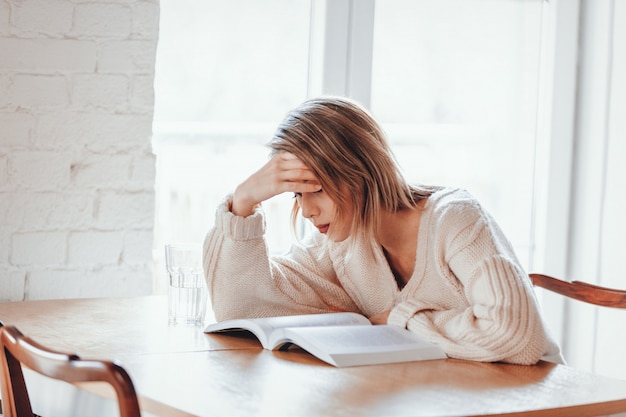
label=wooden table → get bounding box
[1,296,626,417]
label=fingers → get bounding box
[231,152,320,216]
[277,168,318,185]
[285,181,322,194]
[273,152,318,185]
[369,310,390,325]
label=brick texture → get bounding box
[0,0,159,301]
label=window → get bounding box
[152,0,313,291]
[153,0,548,290]
[370,0,546,267]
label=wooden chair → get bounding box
[0,324,141,417]
[530,273,626,309]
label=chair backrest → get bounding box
[0,325,141,417]
[530,273,626,309]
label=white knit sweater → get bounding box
[203,187,563,365]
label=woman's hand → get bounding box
[231,152,321,217]
[369,310,390,325]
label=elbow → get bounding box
[499,332,547,365]
[482,316,549,365]
[455,308,549,365]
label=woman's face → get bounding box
[295,186,352,242]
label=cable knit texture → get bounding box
[203,188,563,365]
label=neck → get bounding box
[376,201,426,288]
[377,199,426,250]
[377,208,418,250]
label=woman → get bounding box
[203,96,563,365]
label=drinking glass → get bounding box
[165,244,208,325]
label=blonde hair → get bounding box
[270,96,438,243]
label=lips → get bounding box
[315,224,330,234]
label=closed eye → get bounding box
[293,188,322,198]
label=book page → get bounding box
[259,312,370,333]
[204,312,370,349]
[279,324,434,352]
[271,325,447,367]
[204,318,273,348]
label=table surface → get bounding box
[1,296,626,417]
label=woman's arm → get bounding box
[231,151,321,217]
[396,257,547,364]
[389,201,554,365]
[203,196,358,321]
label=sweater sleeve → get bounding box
[388,197,553,365]
[202,196,358,321]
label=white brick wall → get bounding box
[0,0,159,301]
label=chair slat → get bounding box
[530,273,626,309]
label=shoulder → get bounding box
[423,188,513,257]
[426,187,485,225]
[422,187,497,250]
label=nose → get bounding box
[299,193,319,219]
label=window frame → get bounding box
[317,0,581,355]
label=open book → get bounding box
[204,312,447,367]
